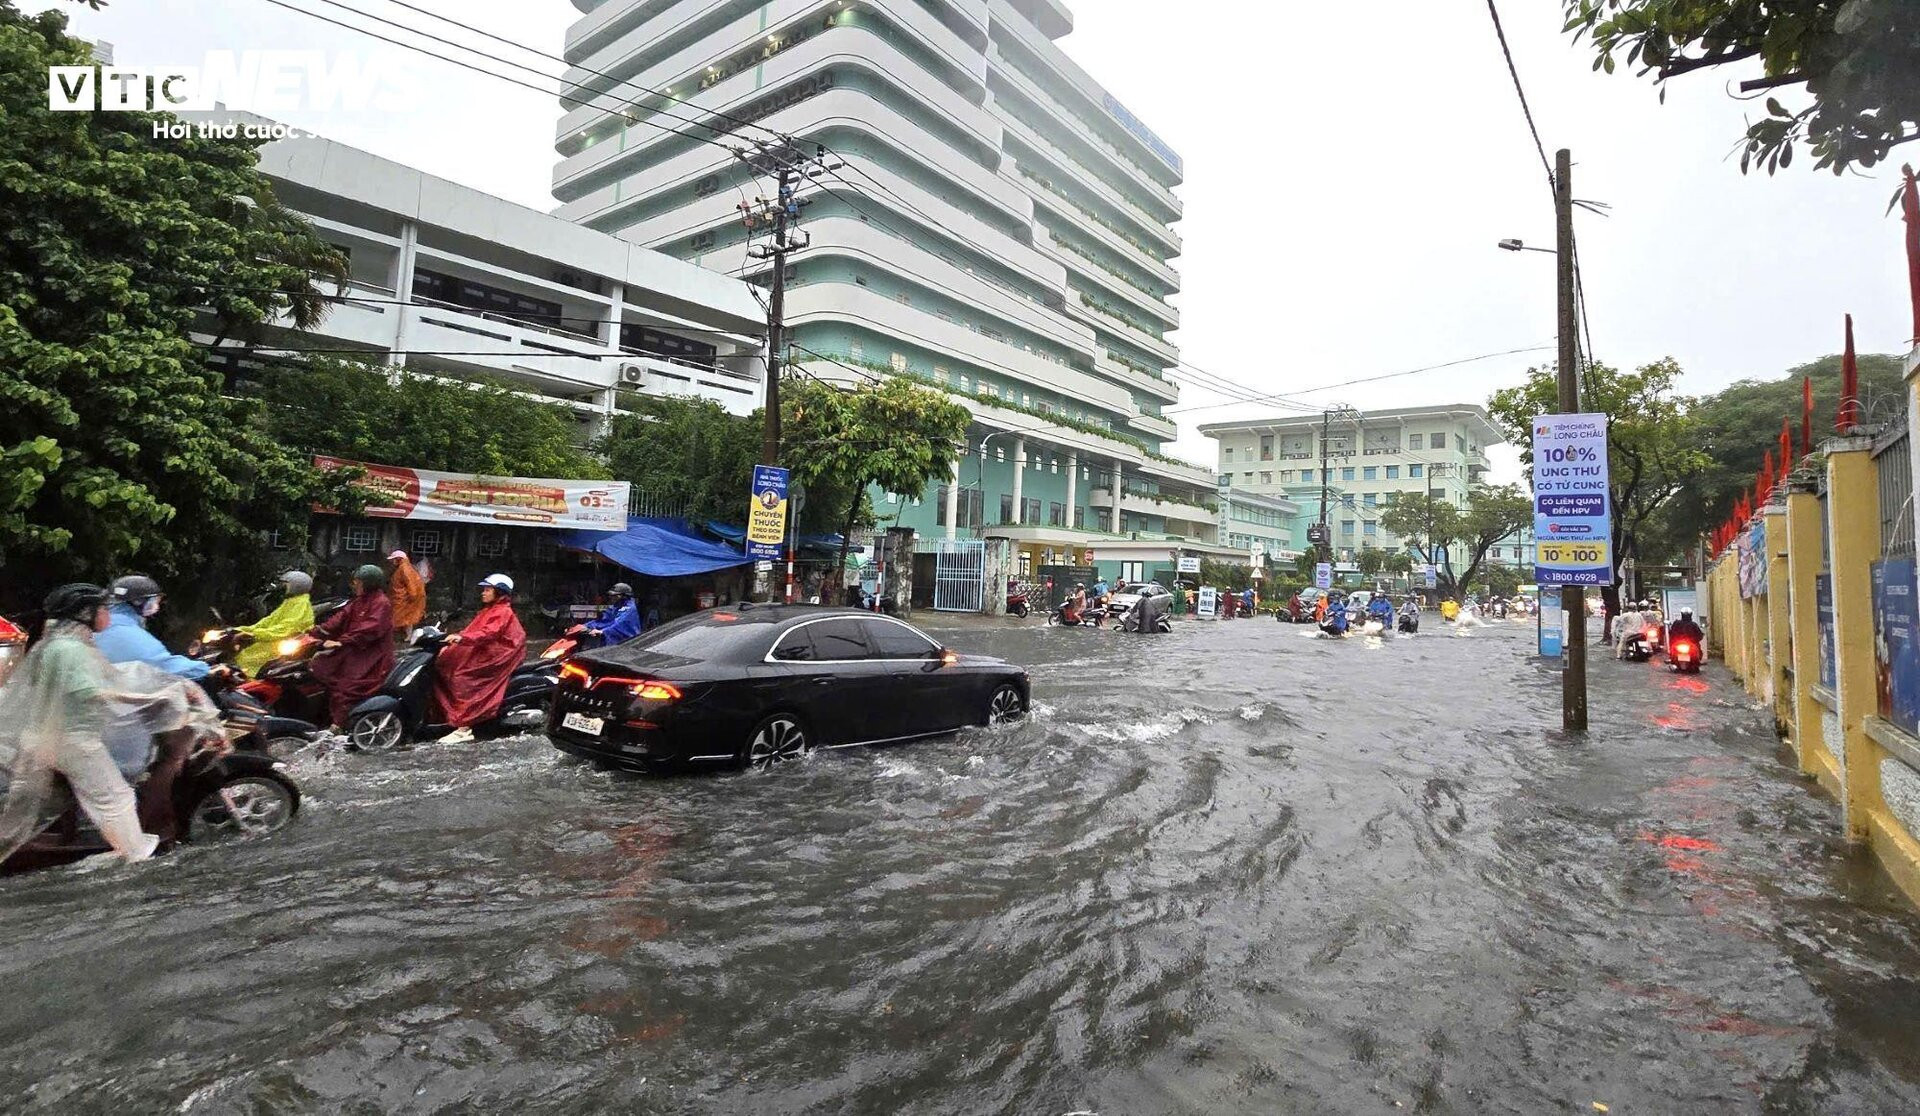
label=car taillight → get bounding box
[559,661,590,686]
[630,680,681,701]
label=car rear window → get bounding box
[802,619,871,661]
[619,614,767,660]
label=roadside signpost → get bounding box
[1539,586,1564,658]
[1423,563,1438,590]
[1177,555,1201,575]
[1196,586,1218,619]
[1314,562,1333,590]
[1532,414,1613,586]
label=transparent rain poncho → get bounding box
[0,621,222,863]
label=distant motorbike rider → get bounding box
[387,550,427,636]
[432,574,528,745]
[1320,601,1350,638]
[1614,602,1644,660]
[578,582,641,645]
[1668,607,1704,649]
[1368,594,1394,630]
[233,570,315,677]
[1129,584,1167,634]
[310,565,396,731]
[94,575,210,681]
[0,585,170,864]
[1398,598,1421,633]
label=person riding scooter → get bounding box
[1367,594,1394,632]
[575,582,641,646]
[1668,608,1704,650]
[233,571,316,678]
[1320,601,1351,638]
[432,574,528,745]
[95,575,210,681]
[309,565,395,732]
[1398,598,1421,634]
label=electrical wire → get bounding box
[1165,345,1557,415]
[1484,0,1555,188]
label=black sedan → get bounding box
[546,606,1029,772]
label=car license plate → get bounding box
[562,712,605,736]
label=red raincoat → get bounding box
[431,599,526,728]
[311,590,395,727]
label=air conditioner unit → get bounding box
[619,363,647,385]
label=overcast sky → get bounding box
[37,0,1917,476]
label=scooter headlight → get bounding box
[277,637,303,656]
[203,629,224,644]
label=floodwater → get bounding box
[5,617,1920,1113]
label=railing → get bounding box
[1875,419,1913,558]
[412,294,604,344]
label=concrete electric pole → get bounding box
[1555,147,1588,732]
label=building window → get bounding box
[410,528,442,556]
[1363,493,1376,507]
[1121,561,1144,582]
[1300,469,1313,483]
[1364,522,1377,537]
[1049,502,1066,527]
[1223,447,1233,463]
[1385,491,1401,504]
[1341,467,1355,481]
[477,531,509,559]
[1242,472,1253,484]
[1409,464,1424,478]
[1341,520,1355,535]
[999,494,1015,522]
[1363,466,1377,481]
[1491,547,1502,559]
[1095,507,1112,532]
[1024,497,1041,524]
[1074,506,1084,529]
[344,524,377,553]
[936,486,951,526]
[1385,466,1400,479]
[1259,472,1272,485]
[1259,435,1274,461]
[1430,432,1447,450]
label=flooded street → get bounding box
[6,617,1920,1113]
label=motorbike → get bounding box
[1398,611,1420,634]
[1,685,301,875]
[1666,635,1703,674]
[343,626,559,751]
[191,599,346,738]
[1117,608,1172,633]
[1006,584,1031,619]
[1620,627,1659,663]
[1046,603,1107,628]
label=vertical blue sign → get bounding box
[1532,413,1613,586]
[1873,558,1920,735]
[1816,574,1836,689]
[1539,586,1564,658]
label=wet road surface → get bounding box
[4,617,1920,1113]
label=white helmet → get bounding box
[280,570,313,595]
[478,573,515,594]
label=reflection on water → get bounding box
[3,621,1919,1112]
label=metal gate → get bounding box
[933,540,987,612]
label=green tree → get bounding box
[1485,564,1527,598]
[1488,358,1709,618]
[595,393,757,524]
[1563,0,1920,175]
[1640,351,1907,560]
[1452,484,1536,602]
[0,4,352,608]
[250,358,607,479]
[1380,493,1466,593]
[784,376,971,573]
[1382,551,1414,577]
[1356,548,1386,578]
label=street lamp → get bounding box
[1497,238,1555,255]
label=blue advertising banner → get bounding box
[1872,558,1920,736]
[745,465,789,561]
[1539,586,1564,659]
[1816,574,1836,690]
[1737,519,1767,599]
[1531,413,1613,586]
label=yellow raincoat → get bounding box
[235,594,315,676]
[1440,599,1461,622]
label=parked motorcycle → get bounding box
[1,689,301,875]
[343,627,558,751]
[1006,584,1031,619]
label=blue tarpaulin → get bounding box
[557,518,751,577]
[704,521,847,553]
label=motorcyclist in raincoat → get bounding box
[387,549,426,636]
[310,565,396,730]
[1368,594,1394,630]
[94,575,210,681]
[579,582,641,645]
[234,570,315,677]
[1320,601,1350,638]
[0,585,201,864]
[432,574,528,745]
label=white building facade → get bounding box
[1201,404,1504,571]
[213,129,769,435]
[550,0,1231,582]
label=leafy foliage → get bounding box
[0,4,351,608]
[1564,0,1920,174]
[1489,359,1709,616]
[784,376,971,571]
[1378,484,1532,598]
[596,393,759,525]
[250,358,607,480]
[1639,350,1906,560]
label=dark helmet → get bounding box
[45,583,110,623]
[609,582,634,600]
[108,574,162,607]
[352,564,387,590]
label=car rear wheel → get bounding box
[986,684,1026,726]
[743,714,812,771]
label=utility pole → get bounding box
[1317,410,1333,562]
[1555,147,1588,732]
[736,139,840,601]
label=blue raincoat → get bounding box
[94,604,210,680]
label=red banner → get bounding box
[315,457,629,530]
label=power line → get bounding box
[1166,345,1557,415]
[1484,0,1555,187]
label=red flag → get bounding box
[1839,314,1861,432]
[1780,416,1793,473]
[1903,164,1919,343]
[1802,377,1814,455]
